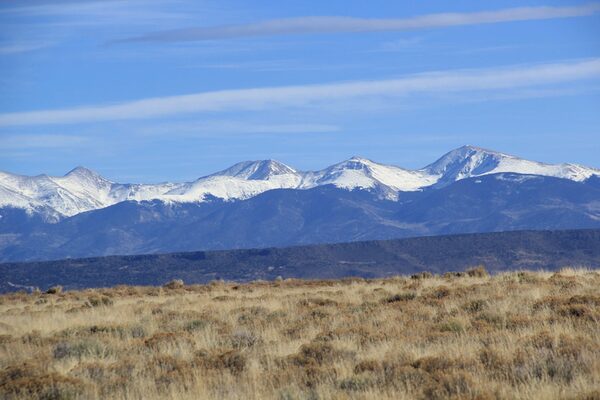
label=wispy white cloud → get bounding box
[1,58,599,126]
[137,121,341,136]
[1,0,191,26]
[375,37,424,53]
[0,134,89,148]
[120,4,600,43]
[0,41,54,55]
[0,0,215,51]
[183,59,368,72]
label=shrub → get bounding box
[385,292,416,303]
[53,340,107,360]
[144,332,193,350]
[568,390,600,400]
[475,312,504,329]
[290,343,343,366]
[87,296,113,307]
[411,272,433,280]
[46,286,63,295]
[297,297,338,307]
[354,360,381,374]
[465,266,488,278]
[443,271,465,278]
[517,271,540,283]
[229,330,260,349]
[568,295,600,306]
[130,325,147,338]
[412,356,455,373]
[423,371,476,400]
[183,319,208,332]
[463,299,488,313]
[0,335,13,345]
[151,355,194,388]
[383,365,434,391]
[163,279,184,289]
[338,376,373,391]
[0,372,87,400]
[439,319,466,333]
[431,286,451,299]
[559,304,594,319]
[196,350,247,375]
[479,348,510,378]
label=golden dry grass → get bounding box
[1,267,599,399]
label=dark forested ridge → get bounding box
[2,229,599,293]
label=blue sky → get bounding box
[1,0,599,182]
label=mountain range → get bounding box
[1,145,600,262]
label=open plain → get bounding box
[1,268,599,400]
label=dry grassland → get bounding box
[0,267,599,399]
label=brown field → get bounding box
[1,267,599,400]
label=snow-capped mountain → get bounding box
[1,145,599,219]
[299,157,438,200]
[423,145,599,187]
[212,160,299,180]
[2,146,600,262]
[163,160,304,203]
[0,167,178,218]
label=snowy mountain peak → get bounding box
[424,145,599,186]
[424,146,504,176]
[2,146,599,219]
[64,166,110,184]
[303,156,436,196]
[461,144,498,153]
[347,155,371,162]
[213,160,298,180]
[66,166,97,177]
[332,156,375,170]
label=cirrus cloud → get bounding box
[118,3,600,43]
[0,58,599,126]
